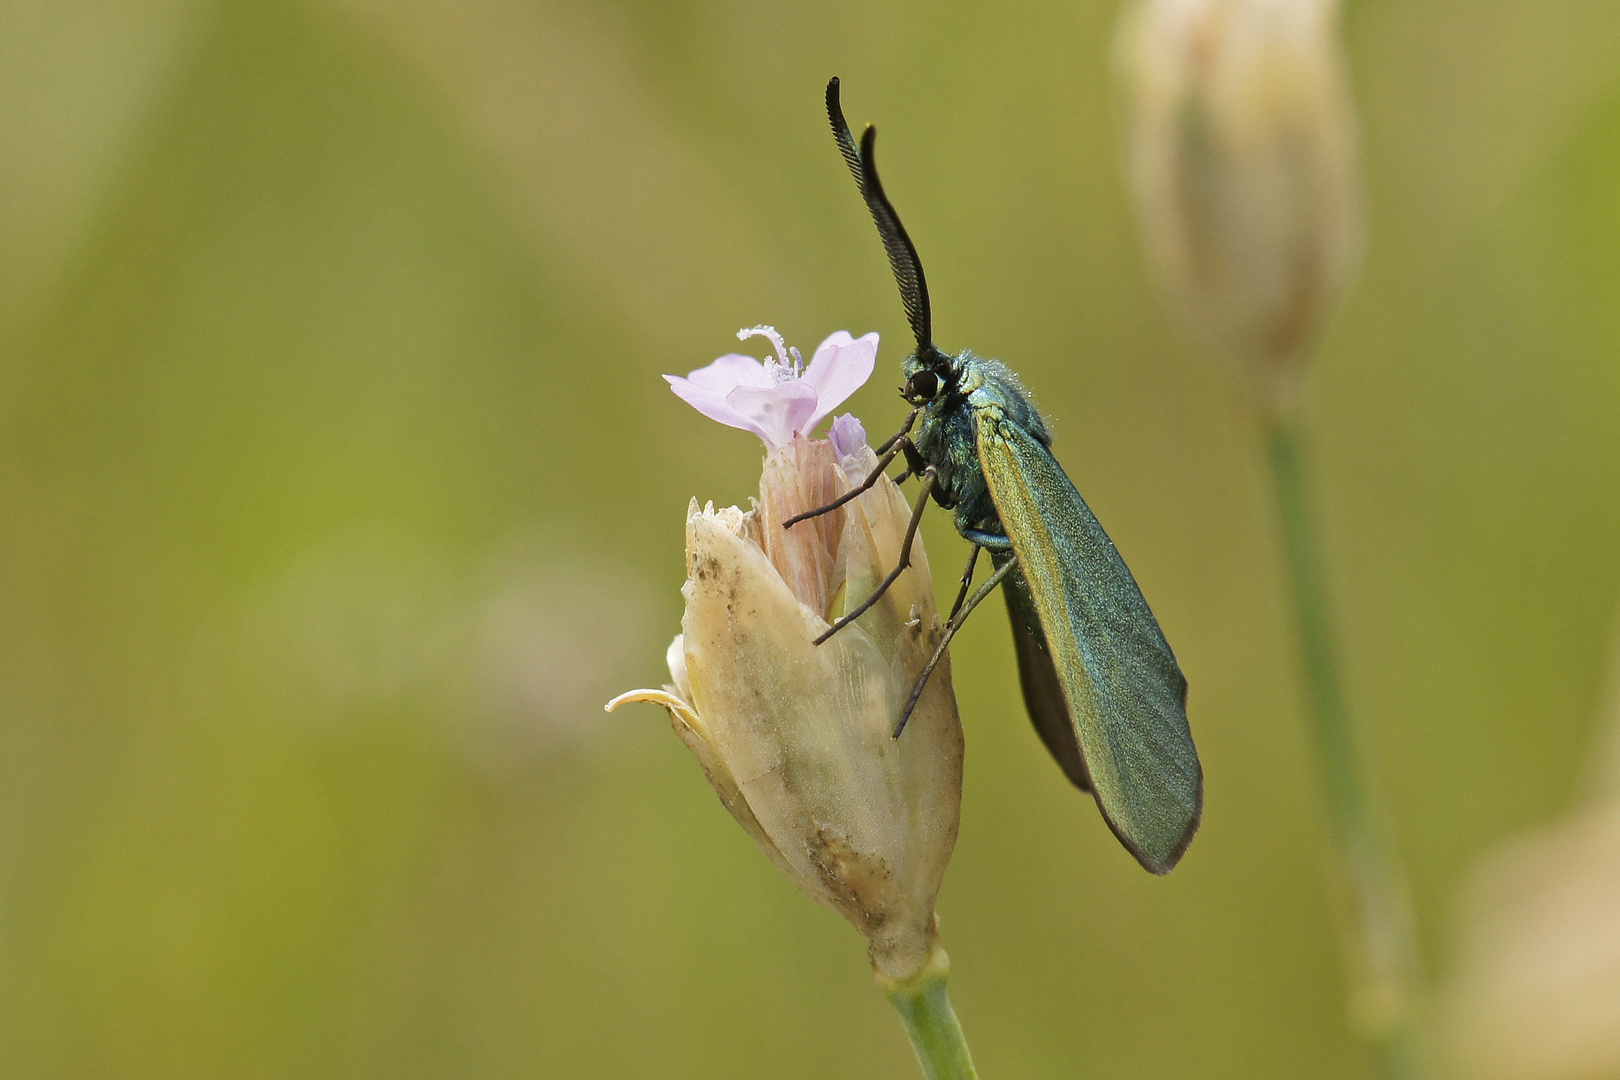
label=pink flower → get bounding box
[666,326,879,450]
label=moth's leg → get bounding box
[782,438,912,528]
[894,553,1019,738]
[894,440,928,487]
[959,527,1012,551]
[782,408,921,528]
[947,544,982,621]
[813,466,938,646]
[871,407,921,455]
[945,527,1007,620]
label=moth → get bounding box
[792,78,1202,874]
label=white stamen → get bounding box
[738,325,791,369]
[788,345,803,376]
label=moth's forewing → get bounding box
[998,561,1092,792]
[978,413,1202,874]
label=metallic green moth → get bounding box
[803,78,1202,874]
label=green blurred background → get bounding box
[4,1,1620,1076]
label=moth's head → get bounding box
[900,347,955,408]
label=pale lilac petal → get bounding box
[667,328,874,450]
[727,381,817,451]
[829,413,868,461]
[681,352,773,392]
[802,331,878,431]
[830,413,880,479]
[666,374,773,441]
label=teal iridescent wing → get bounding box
[978,411,1202,874]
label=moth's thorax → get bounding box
[905,349,1050,532]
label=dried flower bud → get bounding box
[609,424,963,981]
[1117,0,1361,415]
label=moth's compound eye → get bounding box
[906,370,939,401]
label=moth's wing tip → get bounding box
[1105,766,1204,876]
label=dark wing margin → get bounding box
[979,413,1202,874]
[998,555,1092,792]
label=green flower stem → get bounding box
[1264,416,1425,1080]
[880,945,980,1080]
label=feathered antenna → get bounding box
[826,77,941,368]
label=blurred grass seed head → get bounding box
[1441,637,1620,1080]
[1443,800,1620,1080]
[611,330,964,982]
[1117,0,1361,414]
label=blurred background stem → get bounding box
[881,949,980,1080]
[1264,415,1426,1080]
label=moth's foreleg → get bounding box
[871,406,920,455]
[894,553,1019,738]
[782,408,921,528]
[893,439,928,486]
[813,466,938,646]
